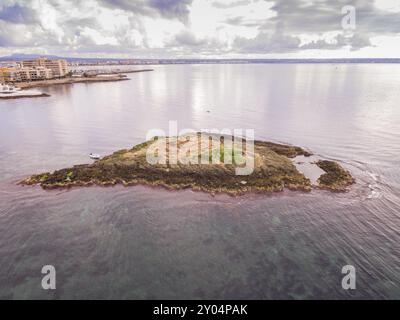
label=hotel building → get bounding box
[0,58,68,83]
[21,58,68,78]
[0,66,53,82]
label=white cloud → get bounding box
[0,0,400,58]
[374,0,400,12]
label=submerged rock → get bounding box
[20,133,354,195]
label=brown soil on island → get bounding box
[20,133,354,195]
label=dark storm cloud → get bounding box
[233,0,400,53]
[98,0,153,15]
[99,0,193,22]
[263,0,349,33]
[263,0,400,36]
[149,0,192,20]
[0,3,38,24]
[170,31,207,47]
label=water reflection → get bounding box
[0,64,400,299]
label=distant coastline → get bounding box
[57,58,400,66]
[1,67,154,98]
[1,54,400,65]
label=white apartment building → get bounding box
[0,66,53,82]
[22,58,68,78]
[0,58,68,83]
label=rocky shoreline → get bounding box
[0,92,50,99]
[315,160,355,192]
[15,75,130,89]
[20,133,355,195]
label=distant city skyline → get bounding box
[1,0,400,59]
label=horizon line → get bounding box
[2,55,400,61]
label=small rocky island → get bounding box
[21,133,354,194]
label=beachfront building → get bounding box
[0,67,19,82]
[0,68,6,82]
[0,66,53,82]
[28,67,53,80]
[18,68,30,82]
[21,58,68,78]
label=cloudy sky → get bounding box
[1,0,400,58]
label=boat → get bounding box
[0,84,21,94]
[0,83,49,99]
[89,153,101,160]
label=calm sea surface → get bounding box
[0,64,399,299]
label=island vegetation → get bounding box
[316,160,355,191]
[20,133,354,195]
